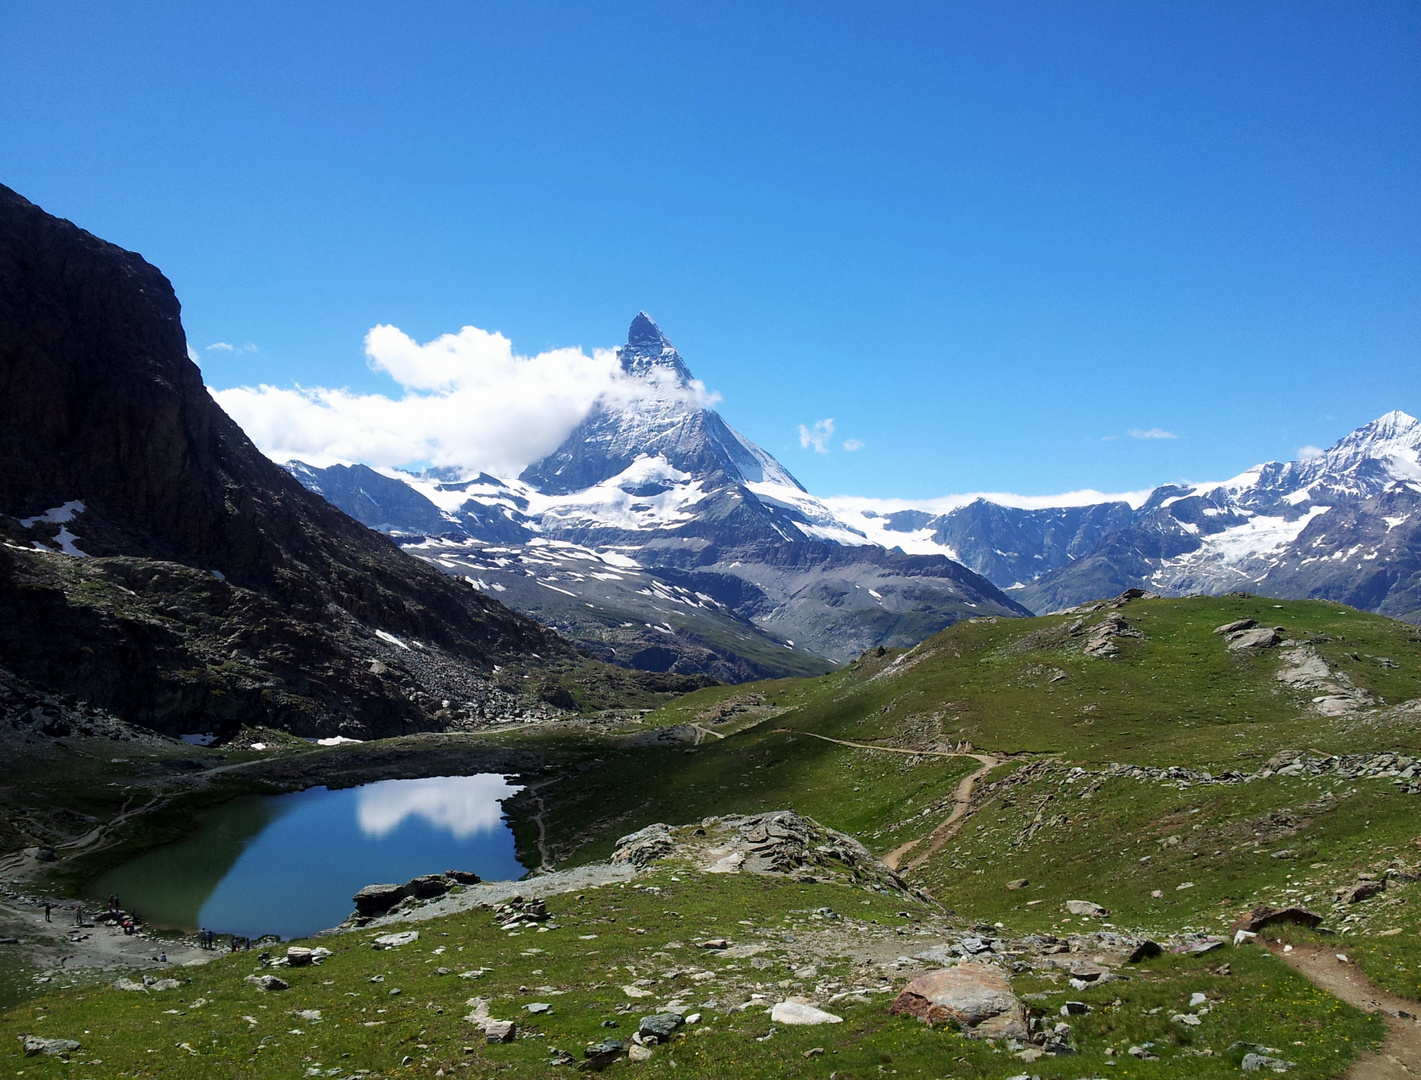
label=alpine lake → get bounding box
[84,774,527,940]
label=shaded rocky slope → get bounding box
[0,184,687,736]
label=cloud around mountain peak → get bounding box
[213,316,717,478]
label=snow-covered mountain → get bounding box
[287,314,1029,679]
[831,411,1421,622]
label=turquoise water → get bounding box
[87,774,526,939]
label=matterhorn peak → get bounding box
[619,311,694,386]
[627,311,672,349]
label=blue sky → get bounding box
[3,2,1417,499]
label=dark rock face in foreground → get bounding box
[0,183,584,736]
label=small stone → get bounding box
[245,974,289,992]
[527,1002,552,1014]
[372,930,419,949]
[1064,900,1109,917]
[698,938,730,949]
[1061,1001,1090,1016]
[1005,878,1029,891]
[770,1002,843,1025]
[1128,1045,1160,1061]
[1242,1052,1296,1072]
[627,1044,653,1062]
[802,1046,825,1058]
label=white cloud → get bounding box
[799,418,835,454]
[186,344,200,362]
[842,438,864,452]
[206,341,258,354]
[1297,445,1325,461]
[213,322,713,477]
[1128,427,1178,440]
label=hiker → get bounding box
[43,902,51,922]
[73,905,83,926]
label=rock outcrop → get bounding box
[610,810,916,894]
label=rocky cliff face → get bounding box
[0,183,636,737]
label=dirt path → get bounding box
[1266,942,1420,1078]
[691,723,726,745]
[887,755,1002,871]
[522,778,559,871]
[777,730,1001,872]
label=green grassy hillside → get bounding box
[4,594,1418,1077]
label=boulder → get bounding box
[22,1036,80,1056]
[1214,619,1258,635]
[579,1040,624,1070]
[1065,900,1109,917]
[1336,880,1384,904]
[610,823,676,866]
[286,947,314,966]
[888,964,1028,1040]
[1127,940,1163,963]
[1005,878,1029,891]
[770,1002,843,1025]
[1228,627,1281,651]
[353,883,407,917]
[372,930,419,949]
[405,873,453,900]
[637,1013,684,1043]
[244,974,289,991]
[484,1019,516,1044]
[445,869,481,885]
[1231,905,1323,935]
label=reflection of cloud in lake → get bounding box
[356,775,523,840]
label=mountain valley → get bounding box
[0,185,1417,1079]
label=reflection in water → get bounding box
[86,774,526,939]
[357,774,522,839]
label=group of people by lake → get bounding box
[41,896,142,935]
[198,927,255,951]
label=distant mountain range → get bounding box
[287,315,1030,680]
[288,315,1420,678]
[831,410,1421,623]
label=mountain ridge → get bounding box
[289,314,1031,676]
